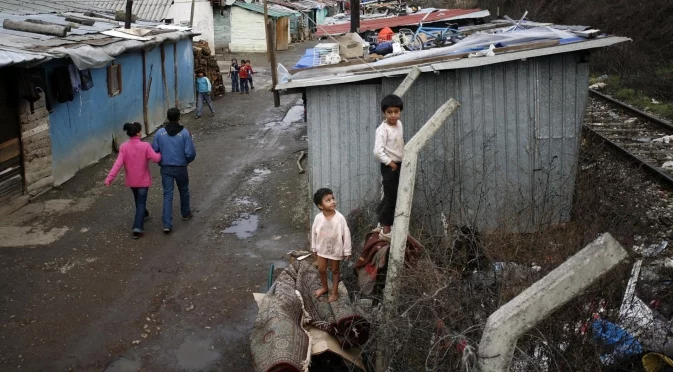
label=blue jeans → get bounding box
[130,187,149,232]
[196,92,214,116]
[160,166,190,229]
[231,74,239,92]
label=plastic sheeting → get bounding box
[369,27,578,67]
[47,31,196,70]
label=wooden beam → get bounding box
[173,44,179,108]
[160,44,170,111]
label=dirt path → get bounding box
[0,46,312,371]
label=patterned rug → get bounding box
[250,261,370,372]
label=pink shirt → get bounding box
[105,137,161,188]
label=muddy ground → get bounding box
[0,43,314,371]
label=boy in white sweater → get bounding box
[373,94,404,241]
[311,188,352,302]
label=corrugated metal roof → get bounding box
[270,0,337,10]
[315,8,485,36]
[0,0,173,21]
[233,2,297,18]
[0,11,194,67]
[82,0,173,21]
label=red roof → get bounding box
[315,8,483,36]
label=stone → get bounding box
[19,107,48,125]
[25,169,52,185]
[27,176,53,195]
[20,116,48,134]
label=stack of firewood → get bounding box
[193,40,225,96]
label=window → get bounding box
[107,64,122,96]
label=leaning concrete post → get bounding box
[376,98,460,372]
[393,66,421,98]
[477,233,628,372]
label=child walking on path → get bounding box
[228,59,240,93]
[238,60,252,94]
[195,69,215,118]
[245,60,255,90]
[105,122,162,239]
[311,188,352,302]
[373,94,405,241]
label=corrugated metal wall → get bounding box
[307,83,382,216]
[307,52,589,232]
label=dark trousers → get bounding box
[160,166,190,229]
[240,78,249,93]
[130,187,149,232]
[378,162,401,226]
[230,74,239,92]
[248,76,254,89]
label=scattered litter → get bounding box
[652,135,673,144]
[592,319,642,365]
[205,326,211,329]
[143,324,148,329]
[132,340,141,345]
[625,117,638,125]
[186,304,195,312]
[254,207,263,211]
[652,98,661,105]
[469,44,496,58]
[589,82,607,90]
[633,241,668,258]
[80,227,90,233]
[597,75,609,81]
[663,161,673,170]
[140,333,148,339]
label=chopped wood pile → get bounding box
[193,40,225,96]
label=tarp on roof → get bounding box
[315,8,487,36]
[232,1,297,18]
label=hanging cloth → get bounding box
[68,64,82,93]
[79,69,93,91]
[17,70,41,113]
[51,66,74,103]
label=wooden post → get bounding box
[264,0,271,63]
[270,21,280,107]
[124,0,133,29]
[349,0,360,33]
[189,0,196,27]
[160,44,170,111]
[392,66,421,97]
[174,44,179,108]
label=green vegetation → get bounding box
[592,74,673,122]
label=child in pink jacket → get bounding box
[105,122,161,239]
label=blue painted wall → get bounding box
[46,41,196,186]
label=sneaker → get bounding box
[133,231,143,239]
[195,115,201,119]
[144,212,150,221]
[210,112,215,117]
[246,92,250,94]
[251,86,255,89]
[163,227,172,234]
[379,231,392,242]
[182,213,193,221]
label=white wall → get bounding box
[167,0,215,48]
[229,7,267,53]
[213,7,231,52]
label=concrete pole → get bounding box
[392,66,421,98]
[376,98,460,372]
[477,233,627,372]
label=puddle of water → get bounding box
[176,339,220,371]
[271,260,288,270]
[104,358,141,372]
[222,213,259,239]
[283,105,305,123]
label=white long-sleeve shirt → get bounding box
[311,211,352,260]
[373,120,404,165]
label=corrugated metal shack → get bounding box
[278,27,630,232]
[0,4,197,213]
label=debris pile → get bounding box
[192,40,225,96]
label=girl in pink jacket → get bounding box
[105,122,161,239]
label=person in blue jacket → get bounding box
[195,69,215,119]
[152,108,197,233]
